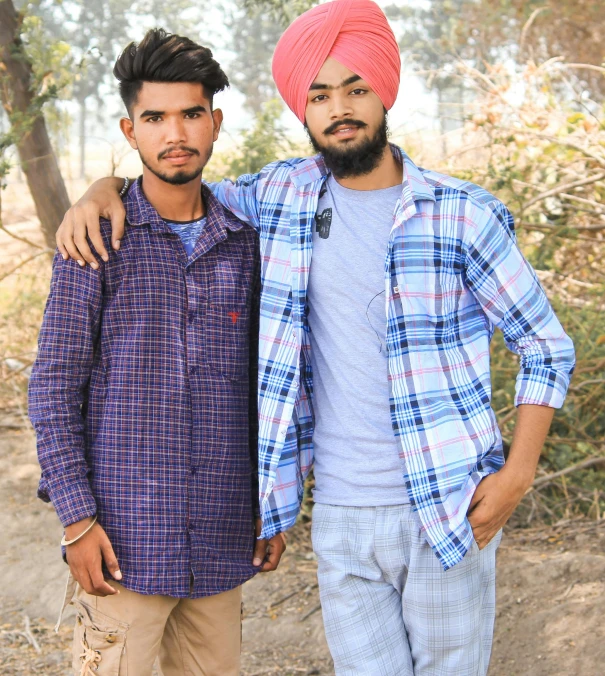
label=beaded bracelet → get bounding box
[119,177,130,197]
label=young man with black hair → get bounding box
[29,29,285,676]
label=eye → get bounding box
[311,94,328,103]
[350,88,367,96]
[185,112,201,119]
[147,116,162,123]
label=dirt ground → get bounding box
[1,429,604,675]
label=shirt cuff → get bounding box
[47,480,97,528]
[514,367,571,410]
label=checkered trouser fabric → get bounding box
[312,503,501,675]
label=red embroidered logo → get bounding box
[228,311,240,325]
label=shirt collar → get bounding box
[124,177,244,234]
[290,144,436,211]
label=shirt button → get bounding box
[189,365,197,375]
[191,467,197,476]
[188,311,195,323]
[279,427,287,438]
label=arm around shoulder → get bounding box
[56,176,127,267]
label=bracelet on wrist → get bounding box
[119,177,130,197]
[61,515,98,547]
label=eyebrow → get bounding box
[139,105,207,119]
[309,75,362,91]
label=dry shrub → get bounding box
[425,57,605,525]
[0,255,51,426]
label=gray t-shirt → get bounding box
[308,175,409,506]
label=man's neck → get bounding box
[333,145,403,191]
[140,170,205,221]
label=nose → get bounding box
[164,117,187,145]
[328,91,353,120]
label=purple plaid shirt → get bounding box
[29,179,261,597]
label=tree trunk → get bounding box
[0,0,71,249]
[79,98,86,179]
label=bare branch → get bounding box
[529,456,605,491]
[0,223,46,250]
[519,7,550,56]
[561,64,605,76]
[521,172,605,211]
[0,249,52,283]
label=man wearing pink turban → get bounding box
[272,0,401,124]
[56,2,574,674]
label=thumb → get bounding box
[100,534,122,581]
[252,538,266,567]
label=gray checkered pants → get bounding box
[312,503,501,675]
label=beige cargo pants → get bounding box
[58,574,243,676]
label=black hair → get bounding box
[113,28,229,114]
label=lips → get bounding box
[330,126,360,139]
[162,153,193,165]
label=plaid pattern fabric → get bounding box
[29,179,261,597]
[211,145,575,570]
[312,504,501,675]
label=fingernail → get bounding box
[253,557,262,566]
[91,262,99,270]
[62,253,68,260]
[102,255,109,262]
[115,570,122,580]
[114,240,121,250]
[77,259,84,267]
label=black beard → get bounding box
[139,145,212,186]
[306,115,389,179]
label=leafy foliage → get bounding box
[0,9,74,182]
[221,99,302,179]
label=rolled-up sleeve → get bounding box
[465,201,575,409]
[28,253,103,527]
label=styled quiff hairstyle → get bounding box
[113,28,229,114]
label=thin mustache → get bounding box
[158,146,200,160]
[324,120,367,135]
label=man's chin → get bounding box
[145,166,204,186]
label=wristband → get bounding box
[119,177,130,197]
[61,515,98,546]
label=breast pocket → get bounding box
[204,287,251,382]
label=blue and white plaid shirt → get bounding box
[211,145,575,570]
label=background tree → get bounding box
[0,0,71,248]
[30,0,199,178]
[225,2,282,114]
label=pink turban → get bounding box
[272,0,401,123]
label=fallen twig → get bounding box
[22,616,41,654]
[300,603,321,622]
[270,582,318,609]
